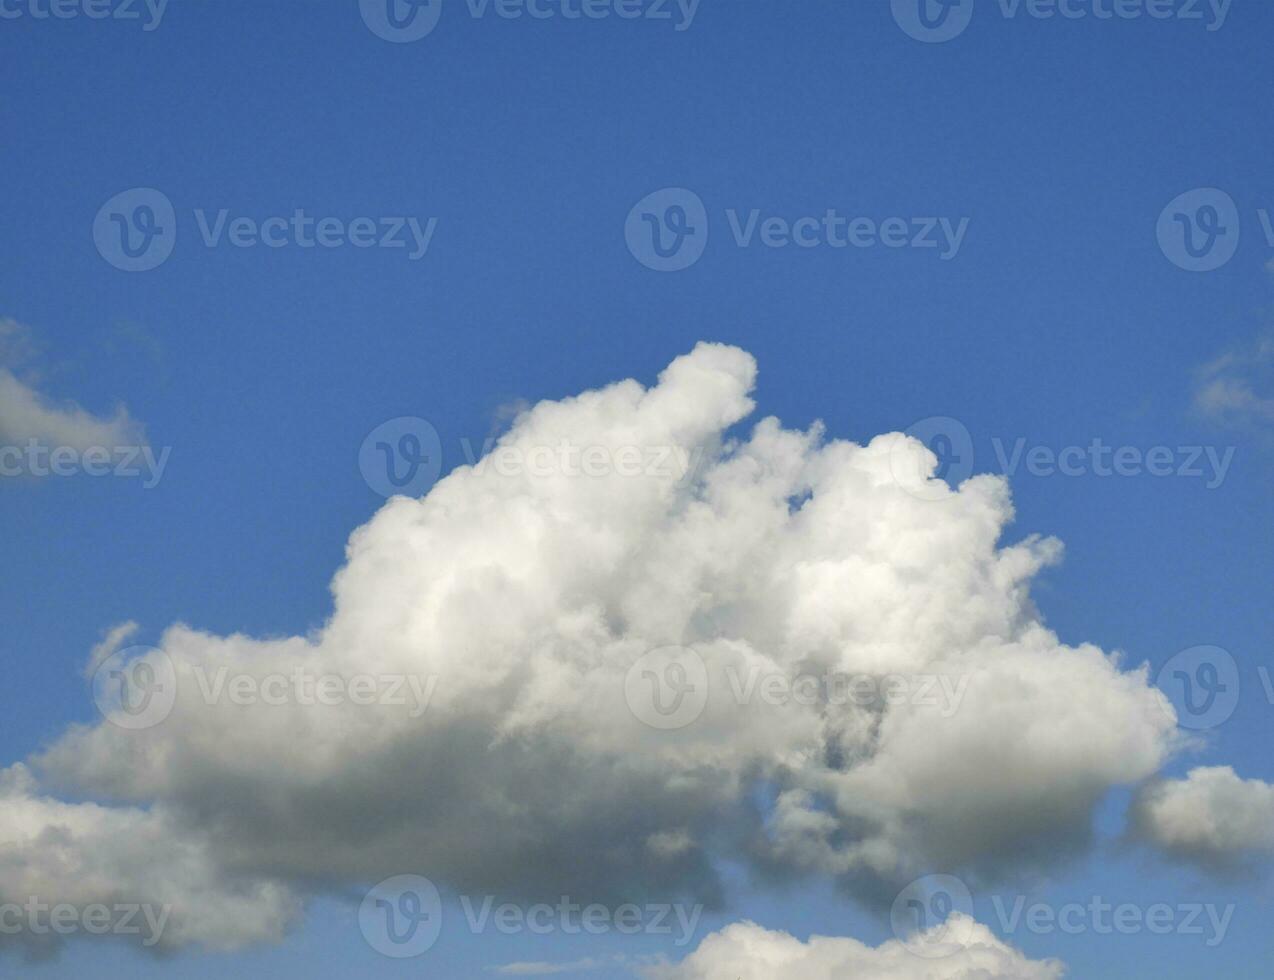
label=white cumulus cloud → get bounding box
[641,914,1064,980]
[0,343,1197,954]
[1132,766,1274,867]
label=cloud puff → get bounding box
[0,317,144,459]
[1132,766,1274,868]
[1193,330,1274,427]
[0,764,299,957]
[4,343,1185,952]
[642,915,1064,980]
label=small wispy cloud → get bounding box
[1193,329,1274,427]
[0,316,147,462]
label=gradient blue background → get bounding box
[2,0,1272,976]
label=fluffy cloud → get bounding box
[0,764,299,957]
[4,343,1188,953]
[1132,766,1274,868]
[643,915,1064,980]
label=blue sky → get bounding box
[2,1,1273,977]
